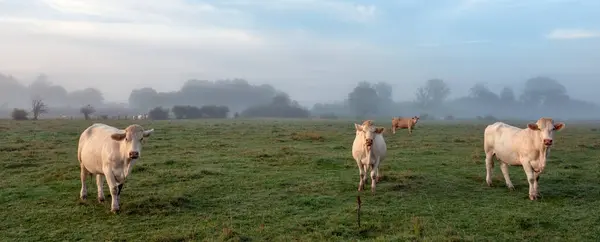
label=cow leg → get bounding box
[500,163,514,190]
[370,163,379,194]
[96,174,105,203]
[103,170,121,213]
[392,125,396,134]
[80,166,89,201]
[363,165,369,189]
[485,151,494,186]
[408,127,412,135]
[533,172,540,197]
[358,164,366,192]
[522,165,537,200]
[376,166,382,182]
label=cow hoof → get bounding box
[529,195,537,200]
[508,186,515,191]
[97,197,105,203]
[111,208,120,214]
[80,195,87,201]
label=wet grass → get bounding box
[1,118,600,241]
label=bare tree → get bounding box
[80,104,96,120]
[31,98,48,120]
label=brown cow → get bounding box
[391,116,419,135]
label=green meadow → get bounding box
[1,119,599,241]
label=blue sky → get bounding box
[0,0,599,105]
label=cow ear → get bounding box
[375,127,384,134]
[553,122,565,131]
[111,133,126,141]
[143,129,154,137]
[354,123,363,131]
[527,123,539,130]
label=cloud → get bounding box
[417,40,490,48]
[546,29,600,39]
[216,0,378,23]
[0,0,386,103]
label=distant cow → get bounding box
[391,116,420,135]
[352,120,387,193]
[484,118,565,200]
[78,123,155,213]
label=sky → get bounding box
[0,0,599,106]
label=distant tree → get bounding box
[128,79,279,112]
[199,105,229,118]
[415,79,450,108]
[311,101,351,117]
[374,82,392,101]
[374,81,393,115]
[31,98,48,120]
[128,88,159,111]
[520,77,568,107]
[70,88,104,107]
[271,93,292,106]
[241,95,310,118]
[11,108,28,120]
[469,83,499,104]
[171,105,189,119]
[0,74,29,107]
[80,104,96,120]
[28,74,69,106]
[148,107,169,120]
[348,81,379,117]
[499,87,516,103]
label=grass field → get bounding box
[1,118,600,241]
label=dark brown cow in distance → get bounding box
[391,116,419,135]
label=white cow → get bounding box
[352,120,387,193]
[484,118,565,200]
[78,123,155,213]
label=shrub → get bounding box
[148,107,170,120]
[172,105,230,119]
[11,108,28,120]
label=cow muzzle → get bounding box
[543,139,553,146]
[129,151,140,159]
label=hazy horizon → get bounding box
[1,0,599,107]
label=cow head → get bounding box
[527,118,565,147]
[111,124,154,160]
[412,116,420,124]
[355,121,384,151]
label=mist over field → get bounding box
[1,0,599,121]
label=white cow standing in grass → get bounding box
[78,123,154,213]
[484,117,565,200]
[352,120,387,193]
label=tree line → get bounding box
[2,71,599,120]
[312,77,600,120]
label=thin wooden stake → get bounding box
[357,195,362,228]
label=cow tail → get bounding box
[77,142,82,164]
